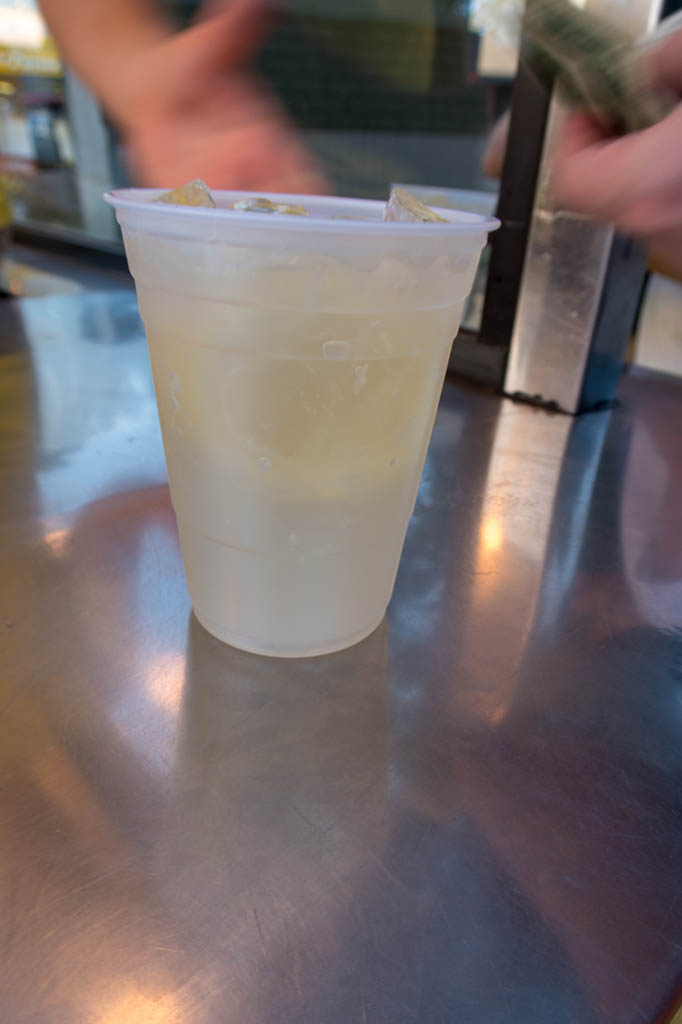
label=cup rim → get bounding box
[104,188,500,237]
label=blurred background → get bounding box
[0,0,515,239]
[0,0,677,372]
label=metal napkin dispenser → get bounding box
[503,105,649,415]
[496,0,663,415]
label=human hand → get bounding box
[553,28,682,279]
[113,0,327,194]
[482,109,510,180]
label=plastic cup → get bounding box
[104,189,498,657]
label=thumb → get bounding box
[177,0,273,77]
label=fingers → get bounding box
[215,117,329,192]
[180,0,272,77]
[128,104,330,194]
[553,105,682,235]
[558,112,608,157]
[482,110,510,180]
[553,30,682,238]
[554,114,645,220]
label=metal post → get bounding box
[502,0,666,413]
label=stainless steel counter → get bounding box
[2,290,682,1024]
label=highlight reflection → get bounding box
[480,517,503,553]
[146,651,186,715]
[42,525,71,557]
[96,990,179,1024]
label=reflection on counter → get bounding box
[2,289,682,1022]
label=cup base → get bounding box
[192,606,386,659]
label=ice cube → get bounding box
[231,197,307,216]
[383,187,447,224]
[155,179,215,207]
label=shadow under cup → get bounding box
[104,189,498,657]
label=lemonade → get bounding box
[106,190,497,655]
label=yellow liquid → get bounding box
[135,270,463,654]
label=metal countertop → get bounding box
[1,290,681,1024]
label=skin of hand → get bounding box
[39,0,327,193]
[553,28,682,279]
[482,109,510,180]
[115,0,327,192]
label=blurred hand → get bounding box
[482,109,510,180]
[553,28,682,279]
[116,0,327,193]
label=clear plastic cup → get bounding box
[105,189,498,657]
